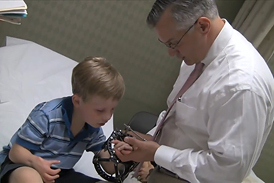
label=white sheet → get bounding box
[0,36,114,180]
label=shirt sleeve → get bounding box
[15,104,49,150]
[86,127,106,152]
[154,90,271,183]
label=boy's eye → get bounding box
[97,109,104,113]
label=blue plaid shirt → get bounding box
[0,96,106,169]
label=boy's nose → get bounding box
[103,112,112,122]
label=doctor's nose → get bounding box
[168,48,177,57]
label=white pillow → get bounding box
[0,37,113,180]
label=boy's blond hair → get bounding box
[71,56,125,101]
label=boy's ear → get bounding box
[72,94,81,108]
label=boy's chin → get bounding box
[87,122,105,128]
[97,122,106,126]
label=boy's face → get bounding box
[74,94,119,128]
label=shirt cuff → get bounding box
[154,145,177,171]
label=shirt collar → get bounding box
[201,19,234,67]
[62,96,74,139]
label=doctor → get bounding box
[114,0,274,182]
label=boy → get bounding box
[0,56,127,183]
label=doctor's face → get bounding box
[154,10,207,65]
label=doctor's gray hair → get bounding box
[147,0,219,30]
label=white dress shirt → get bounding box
[148,20,274,183]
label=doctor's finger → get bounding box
[124,137,143,147]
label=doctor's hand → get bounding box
[115,137,160,162]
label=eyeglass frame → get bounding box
[158,19,199,49]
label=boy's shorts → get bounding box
[0,157,101,183]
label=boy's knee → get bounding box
[9,167,43,183]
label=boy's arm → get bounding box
[9,143,61,182]
[9,143,39,167]
[97,149,116,174]
[96,141,133,174]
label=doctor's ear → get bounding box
[197,17,210,34]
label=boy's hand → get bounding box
[137,161,154,182]
[32,156,61,183]
[115,137,160,162]
[112,139,134,155]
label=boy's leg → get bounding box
[55,169,101,183]
[0,157,43,183]
[8,167,43,183]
